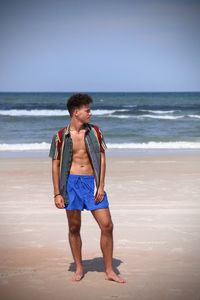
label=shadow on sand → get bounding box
[68,257,123,275]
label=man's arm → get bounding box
[52,159,65,209]
[95,152,106,202]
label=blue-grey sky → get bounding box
[1,0,200,92]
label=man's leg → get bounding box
[91,208,125,283]
[66,210,84,281]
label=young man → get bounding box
[49,93,125,283]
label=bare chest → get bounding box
[70,130,87,153]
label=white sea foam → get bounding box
[1,141,200,151]
[0,142,50,151]
[0,109,128,117]
[188,114,200,119]
[107,142,200,149]
[138,114,183,120]
[108,115,130,119]
[92,109,128,115]
[109,114,183,120]
[140,110,175,114]
[0,109,69,116]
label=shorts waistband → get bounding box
[68,174,94,179]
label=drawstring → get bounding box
[74,176,91,192]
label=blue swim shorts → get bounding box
[65,174,109,211]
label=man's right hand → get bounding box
[54,195,65,209]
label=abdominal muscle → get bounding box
[69,150,94,175]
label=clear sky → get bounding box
[1,0,200,92]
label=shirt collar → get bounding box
[64,123,91,136]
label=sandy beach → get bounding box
[0,151,200,300]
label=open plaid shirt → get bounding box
[49,123,107,205]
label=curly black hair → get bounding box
[66,93,93,116]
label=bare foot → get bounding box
[71,271,84,282]
[105,270,126,283]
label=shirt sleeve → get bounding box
[49,133,61,160]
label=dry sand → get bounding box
[0,152,200,300]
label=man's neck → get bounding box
[69,120,86,133]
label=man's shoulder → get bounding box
[89,123,102,133]
[57,126,67,134]
[89,123,106,152]
[89,124,104,140]
[56,126,68,141]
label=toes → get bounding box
[71,273,84,281]
[105,273,126,283]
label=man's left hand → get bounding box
[94,186,104,203]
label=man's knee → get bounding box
[69,224,81,235]
[101,221,113,234]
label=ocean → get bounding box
[0,92,200,153]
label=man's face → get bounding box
[75,104,92,123]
